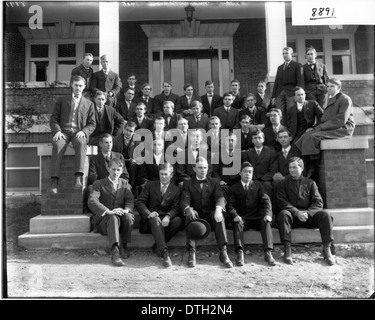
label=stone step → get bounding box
[18,225,374,250]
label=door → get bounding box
[163,50,219,96]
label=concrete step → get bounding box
[328,208,374,226]
[18,225,374,250]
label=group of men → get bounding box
[48,45,356,268]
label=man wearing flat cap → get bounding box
[227,162,276,266]
[180,156,233,268]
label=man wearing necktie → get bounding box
[133,83,155,117]
[262,108,285,152]
[200,80,223,116]
[49,75,96,194]
[136,163,183,268]
[212,92,240,130]
[70,52,94,99]
[276,157,335,266]
[227,162,276,266]
[181,157,233,268]
[186,100,210,131]
[176,83,201,116]
[303,47,329,109]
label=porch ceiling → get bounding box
[5,1,292,24]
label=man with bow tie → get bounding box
[180,157,234,268]
[49,75,96,194]
[90,54,122,108]
[136,163,183,268]
[227,162,276,266]
[200,80,223,116]
[303,47,329,109]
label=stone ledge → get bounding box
[37,143,97,156]
[320,137,368,150]
[30,214,91,234]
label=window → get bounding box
[29,44,49,81]
[331,38,352,74]
[6,146,41,193]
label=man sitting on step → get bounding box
[88,158,135,267]
[276,156,335,266]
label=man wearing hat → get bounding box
[227,162,276,266]
[135,163,183,268]
[180,157,233,268]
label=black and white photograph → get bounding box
[2,0,374,302]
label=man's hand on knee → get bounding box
[53,131,66,141]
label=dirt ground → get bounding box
[3,203,375,299]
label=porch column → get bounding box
[264,1,287,81]
[99,2,119,71]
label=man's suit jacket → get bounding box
[175,149,213,183]
[116,101,137,120]
[262,125,286,152]
[176,95,201,114]
[88,152,129,185]
[255,92,271,112]
[272,60,304,98]
[180,176,225,216]
[239,106,268,126]
[163,113,179,130]
[200,93,222,116]
[276,175,324,217]
[133,96,156,116]
[231,93,245,110]
[287,100,324,141]
[91,104,125,139]
[88,177,134,226]
[212,150,241,186]
[135,180,181,223]
[207,132,221,154]
[50,96,96,143]
[212,106,240,130]
[227,180,272,220]
[240,130,253,151]
[112,134,137,160]
[186,114,210,131]
[274,145,302,177]
[90,70,122,98]
[129,116,154,131]
[153,92,180,115]
[303,62,329,93]
[137,153,177,185]
[241,146,277,181]
[71,64,94,92]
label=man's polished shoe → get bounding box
[236,249,245,266]
[323,242,335,266]
[219,246,233,268]
[162,249,172,268]
[111,247,125,267]
[121,245,130,259]
[50,178,59,194]
[283,242,293,265]
[187,247,196,268]
[73,175,83,189]
[265,250,276,266]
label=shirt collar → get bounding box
[282,146,291,153]
[108,176,119,185]
[241,180,251,188]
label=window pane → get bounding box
[30,61,48,81]
[6,147,39,167]
[332,39,350,51]
[305,39,323,52]
[198,59,211,96]
[153,52,160,61]
[152,59,161,94]
[222,50,230,93]
[58,44,76,57]
[332,55,352,74]
[287,41,296,52]
[57,61,76,81]
[84,43,99,57]
[7,169,40,189]
[170,59,184,96]
[31,44,48,58]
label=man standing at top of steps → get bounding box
[276,156,335,266]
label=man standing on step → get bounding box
[88,158,135,267]
[276,156,335,266]
[135,163,183,268]
[180,157,233,268]
[49,75,96,194]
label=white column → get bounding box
[99,2,119,72]
[265,1,287,81]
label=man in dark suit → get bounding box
[303,47,329,108]
[153,81,179,115]
[241,129,277,198]
[276,157,335,265]
[271,47,304,126]
[71,53,94,99]
[89,91,125,146]
[129,102,154,131]
[176,83,201,116]
[262,108,286,152]
[200,80,222,116]
[230,79,245,110]
[287,87,323,144]
[186,100,210,132]
[162,100,180,130]
[207,116,222,155]
[136,163,183,268]
[255,81,271,113]
[240,93,268,131]
[88,158,135,267]
[116,87,137,121]
[90,54,122,108]
[180,157,233,268]
[212,92,240,130]
[133,83,156,118]
[49,75,96,194]
[125,74,142,98]
[227,162,276,266]
[238,115,254,151]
